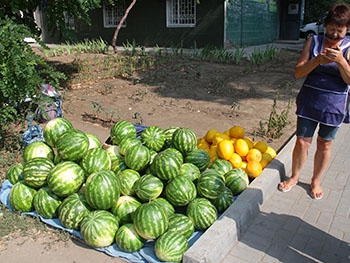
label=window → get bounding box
[166,0,196,27]
[103,3,126,28]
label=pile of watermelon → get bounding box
[2,117,251,262]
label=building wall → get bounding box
[74,0,225,48]
[225,0,278,47]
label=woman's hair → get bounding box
[324,3,350,27]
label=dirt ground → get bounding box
[0,46,304,262]
[57,48,303,152]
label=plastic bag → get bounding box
[35,84,63,123]
[22,112,45,146]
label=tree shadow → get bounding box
[238,211,349,263]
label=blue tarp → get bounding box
[0,180,203,263]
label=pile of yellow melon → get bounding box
[197,126,277,178]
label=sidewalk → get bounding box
[221,123,350,263]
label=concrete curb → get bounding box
[183,135,296,263]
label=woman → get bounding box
[278,3,350,199]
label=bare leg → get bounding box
[310,136,333,199]
[278,136,312,191]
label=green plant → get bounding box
[258,90,292,139]
[0,18,65,140]
[248,45,280,65]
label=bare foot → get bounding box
[310,183,323,200]
[278,177,298,192]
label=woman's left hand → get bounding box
[325,46,344,62]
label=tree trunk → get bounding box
[111,0,137,53]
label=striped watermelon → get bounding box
[80,210,119,248]
[178,163,201,181]
[115,223,145,252]
[80,148,111,175]
[184,148,210,172]
[210,159,233,179]
[56,129,89,162]
[172,127,197,155]
[22,157,54,189]
[150,149,183,180]
[58,193,90,230]
[117,169,141,196]
[9,182,37,212]
[105,145,127,174]
[86,133,102,149]
[43,117,74,148]
[118,136,141,156]
[165,176,197,207]
[110,120,137,145]
[162,126,179,149]
[154,231,188,262]
[152,197,175,218]
[167,213,195,239]
[47,161,86,197]
[33,186,62,219]
[134,174,163,202]
[140,126,165,152]
[225,168,249,196]
[23,141,54,163]
[186,197,218,230]
[111,196,141,225]
[211,186,234,213]
[196,169,226,199]
[84,170,120,210]
[5,163,24,185]
[133,201,168,240]
[124,144,150,171]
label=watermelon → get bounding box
[86,133,102,149]
[210,159,233,179]
[118,136,141,156]
[58,193,90,230]
[133,201,168,240]
[117,169,141,196]
[225,168,249,196]
[184,148,210,172]
[186,197,218,231]
[211,186,234,213]
[84,170,120,210]
[140,126,165,152]
[33,186,62,219]
[47,161,86,197]
[43,117,74,148]
[80,210,119,248]
[165,176,197,207]
[162,126,179,149]
[56,129,89,161]
[105,145,127,174]
[197,169,226,199]
[178,163,201,181]
[22,157,54,188]
[172,127,197,155]
[111,196,141,225]
[23,141,54,163]
[154,231,188,262]
[152,197,175,218]
[9,182,37,212]
[124,144,150,171]
[110,120,137,145]
[150,149,183,180]
[134,174,163,202]
[167,213,195,239]
[115,223,145,252]
[5,163,24,185]
[80,148,111,175]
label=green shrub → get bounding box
[0,17,65,140]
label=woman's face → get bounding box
[325,23,349,42]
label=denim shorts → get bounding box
[296,117,339,141]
